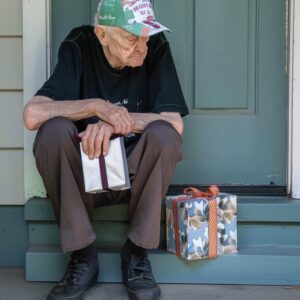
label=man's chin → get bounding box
[127,58,145,68]
[129,63,143,68]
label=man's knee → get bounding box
[34,117,77,154]
[143,120,182,158]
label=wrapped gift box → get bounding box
[166,194,218,260]
[166,187,237,260]
[80,137,130,193]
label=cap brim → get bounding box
[121,21,170,37]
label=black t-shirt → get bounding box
[36,25,189,145]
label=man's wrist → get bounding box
[89,98,105,118]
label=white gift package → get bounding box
[80,137,131,193]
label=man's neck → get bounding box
[102,45,125,70]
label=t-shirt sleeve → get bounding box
[35,40,82,100]
[148,36,189,117]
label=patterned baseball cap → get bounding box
[97,0,170,37]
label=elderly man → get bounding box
[24,0,188,299]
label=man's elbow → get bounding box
[160,112,184,136]
[177,118,184,136]
[173,114,184,136]
[23,103,38,130]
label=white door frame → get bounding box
[23,0,300,199]
[290,0,300,198]
[23,0,51,199]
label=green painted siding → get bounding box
[0,39,23,89]
[0,207,26,267]
[0,151,23,205]
[0,0,22,36]
[0,0,24,205]
[0,92,23,147]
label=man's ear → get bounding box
[94,25,109,46]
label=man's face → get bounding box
[105,27,149,68]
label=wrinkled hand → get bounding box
[78,122,114,159]
[96,100,135,135]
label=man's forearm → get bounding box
[130,112,184,136]
[24,96,184,136]
[24,96,104,130]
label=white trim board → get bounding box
[23,0,48,199]
[22,0,299,199]
[291,0,300,198]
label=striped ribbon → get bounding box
[97,134,122,190]
[99,154,109,190]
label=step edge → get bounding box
[24,198,300,222]
[26,244,300,256]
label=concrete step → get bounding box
[25,197,300,247]
[27,222,300,248]
[25,196,300,223]
[26,244,300,285]
[25,196,300,285]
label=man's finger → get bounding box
[111,117,121,134]
[94,129,104,157]
[87,125,98,159]
[119,117,127,135]
[122,109,135,133]
[122,117,132,135]
[81,126,93,155]
[123,109,135,124]
[117,109,129,134]
[117,110,134,135]
[102,131,111,156]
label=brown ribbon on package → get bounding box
[99,154,109,190]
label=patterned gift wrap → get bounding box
[166,186,219,261]
[166,187,238,260]
[215,193,238,254]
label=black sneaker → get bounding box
[47,255,99,300]
[121,247,161,300]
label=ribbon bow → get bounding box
[183,185,220,198]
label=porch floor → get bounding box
[0,268,299,300]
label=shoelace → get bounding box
[127,254,153,282]
[61,257,91,285]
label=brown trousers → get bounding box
[33,117,182,253]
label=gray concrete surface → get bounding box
[0,268,299,300]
